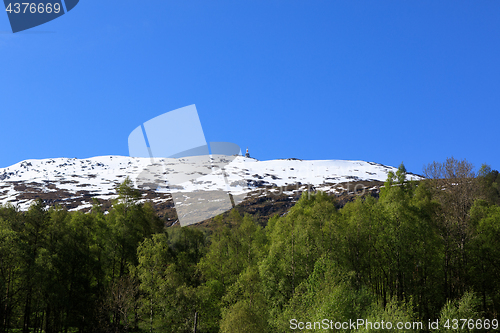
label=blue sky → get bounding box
[1,0,499,175]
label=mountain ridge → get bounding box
[0,156,423,221]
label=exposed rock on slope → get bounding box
[0,156,422,223]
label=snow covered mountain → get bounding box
[0,156,422,223]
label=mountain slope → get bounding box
[0,156,422,220]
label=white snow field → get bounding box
[0,156,422,214]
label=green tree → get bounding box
[219,299,268,333]
[18,199,49,333]
[423,157,478,300]
[197,212,266,332]
[105,178,163,289]
[0,212,21,332]
[468,200,500,315]
[137,227,203,333]
[438,291,482,333]
[259,192,337,328]
[357,297,420,333]
[278,256,374,332]
[477,164,500,205]
[220,267,269,333]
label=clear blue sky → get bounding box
[1,1,499,175]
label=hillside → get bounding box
[0,156,422,224]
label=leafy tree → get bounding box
[357,297,420,333]
[219,299,268,333]
[18,199,49,333]
[137,227,203,333]
[423,157,478,300]
[477,164,500,205]
[378,164,442,314]
[438,291,482,333]
[278,256,374,332]
[0,214,21,332]
[106,178,163,280]
[468,200,500,315]
[197,212,265,332]
[259,192,337,328]
[220,267,269,333]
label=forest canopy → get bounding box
[0,159,499,333]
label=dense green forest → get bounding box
[0,157,499,332]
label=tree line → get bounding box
[0,157,499,332]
